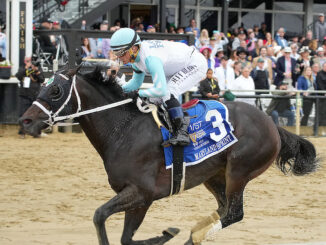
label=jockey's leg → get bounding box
[163,94,190,146]
[162,51,207,146]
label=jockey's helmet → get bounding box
[110,28,141,57]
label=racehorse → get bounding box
[19,66,318,245]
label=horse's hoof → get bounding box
[162,227,180,237]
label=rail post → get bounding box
[295,91,302,135]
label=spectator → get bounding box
[214,56,235,90]
[38,18,57,60]
[236,47,251,69]
[208,37,217,52]
[315,13,326,45]
[185,19,200,38]
[246,31,257,53]
[199,68,220,100]
[316,62,326,125]
[264,32,275,47]
[135,23,145,32]
[100,20,111,59]
[251,57,270,93]
[274,46,296,88]
[297,66,314,126]
[296,46,313,75]
[200,46,215,69]
[231,66,255,106]
[302,30,314,47]
[15,58,45,138]
[250,39,264,59]
[213,48,224,68]
[323,40,326,56]
[146,25,156,33]
[89,20,110,59]
[252,47,273,82]
[199,29,210,48]
[81,37,93,58]
[266,83,294,126]
[232,30,246,50]
[176,27,185,34]
[313,47,326,68]
[258,22,267,39]
[290,43,300,60]
[81,20,87,30]
[0,26,6,59]
[275,27,288,48]
[228,50,238,67]
[311,63,320,86]
[168,24,176,33]
[251,57,270,110]
[233,61,242,79]
[213,31,229,51]
[253,25,260,38]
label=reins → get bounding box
[33,74,133,126]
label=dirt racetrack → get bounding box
[0,126,325,245]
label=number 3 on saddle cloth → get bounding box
[161,100,238,169]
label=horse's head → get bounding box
[19,68,79,136]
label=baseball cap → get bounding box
[257,57,264,63]
[147,25,155,31]
[317,47,324,52]
[239,30,245,35]
[318,13,324,17]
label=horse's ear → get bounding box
[66,65,82,78]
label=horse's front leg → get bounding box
[93,185,148,245]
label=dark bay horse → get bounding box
[19,67,318,245]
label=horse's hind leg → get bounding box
[204,173,227,217]
[186,172,247,245]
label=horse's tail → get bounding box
[276,126,319,176]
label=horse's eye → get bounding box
[49,85,63,101]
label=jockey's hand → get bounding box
[124,90,139,103]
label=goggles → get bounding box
[113,48,128,57]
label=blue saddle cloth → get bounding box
[161,100,238,169]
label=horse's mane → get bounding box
[78,65,125,101]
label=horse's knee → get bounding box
[93,207,106,226]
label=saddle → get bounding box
[136,98,199,196]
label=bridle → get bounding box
[32,74,154,126]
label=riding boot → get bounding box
[169,113,191,146]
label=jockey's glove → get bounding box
[124,90,139,103]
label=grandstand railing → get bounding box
[190,89,326,137]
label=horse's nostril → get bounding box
[23,119,32,125]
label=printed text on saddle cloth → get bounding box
[161,100,238,168]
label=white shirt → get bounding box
[214,65,235,90]
[230,75,256,106]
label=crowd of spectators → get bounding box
[76,14,326,127]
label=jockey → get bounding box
[110,28,207,146]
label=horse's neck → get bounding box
[76,84,139,161]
